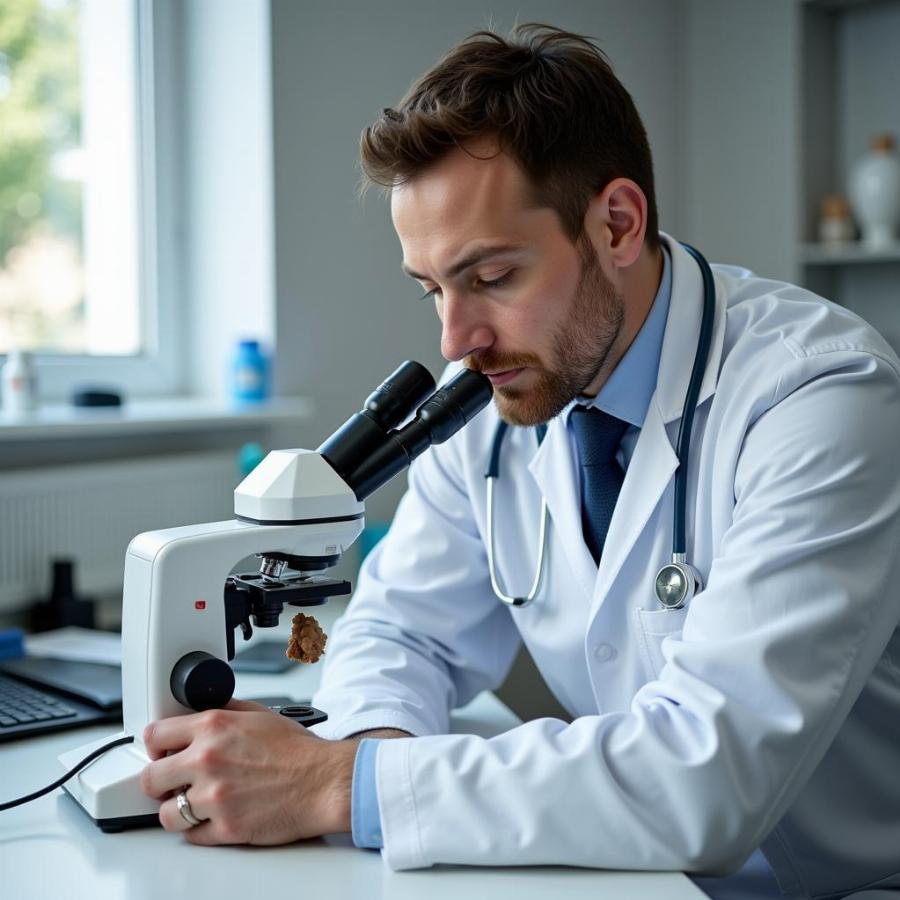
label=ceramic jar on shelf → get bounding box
[849,132,900,250]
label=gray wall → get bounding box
[682,0,801,281]
[269,0,687,524]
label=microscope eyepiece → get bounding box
[414,368,495,444]
[364,360,435,429]
[317,361,436,484]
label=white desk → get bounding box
[0,629,706,900]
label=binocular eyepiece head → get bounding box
[318,361,493,501]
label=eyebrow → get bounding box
[401,243,527,282]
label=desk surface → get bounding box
[0,626,706,900]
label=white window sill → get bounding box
[0,396,314,442]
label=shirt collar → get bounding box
[568,243,672,429]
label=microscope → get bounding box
[59,362,492,832]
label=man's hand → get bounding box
[139,699,357,846]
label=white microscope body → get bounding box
[59,362,492,831]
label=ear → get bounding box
[582,177,648,269]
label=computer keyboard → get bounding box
[0,672,118,742]
[0,673,78,724]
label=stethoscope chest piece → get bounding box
[654,556,703,610]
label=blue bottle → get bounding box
[232,339,269,405]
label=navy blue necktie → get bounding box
[570,407,629,564]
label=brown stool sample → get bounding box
[286,613,327,663]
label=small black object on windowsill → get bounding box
[72,387,123,408]
[29,558,97,633]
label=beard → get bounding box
[465,238,625,427]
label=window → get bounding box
[0,0,180,398]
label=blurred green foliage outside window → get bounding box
[0,0,84,354]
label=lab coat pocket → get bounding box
[635,606,689,680]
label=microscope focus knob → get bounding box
[170,651,235,711]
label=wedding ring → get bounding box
[176,789,204,827]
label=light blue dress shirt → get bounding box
[351,736,383,847]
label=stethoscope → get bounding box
[484,242,716,611]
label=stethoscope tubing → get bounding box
[672,243,716,556]
[485,421,548,606]
[485,475,549,606]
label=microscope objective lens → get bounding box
[258,557,288,580]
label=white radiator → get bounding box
[0,452,240,613]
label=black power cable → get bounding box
[0,734,134,811]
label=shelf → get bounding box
[0,396,314,442]
[803,0,887,9]
[798,241,900,266]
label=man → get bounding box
[140,25,900,899]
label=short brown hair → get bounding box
[360,23,660,249]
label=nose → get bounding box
[438,290,495,362]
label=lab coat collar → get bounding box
[653,233,726,424]
[589,399,678,614]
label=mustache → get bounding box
[464,351,541,374]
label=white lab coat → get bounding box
[312,235,900,898]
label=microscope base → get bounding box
[84,809,159,833]
[59,732,161,831]
[57,706,327,831]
